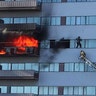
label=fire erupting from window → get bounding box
[0,34,39,55]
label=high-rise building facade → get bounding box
[0,0,96,96]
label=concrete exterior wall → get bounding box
[39,72,96,86]
[0,1,96,93]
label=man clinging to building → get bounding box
[76,36,82,48]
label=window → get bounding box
[71,17,75,25]
[40,40,50,48]
[49,87,58,95]
[0,86,7,93]
[31,86,38,94]
[40,63,49,71]
[64,87,73,95]
[84,87,95,95]
[86,40,96,48]
[76,16,81,25]
[11,86,23,93]
[89,16,96,24]
[74,63,84,71]
[74,87,83,95]
[39,87,48,95]
[14,18,26,24]
[0,18,13,24]
[0,63,10,70]
[25,63,32,70]
[66,17,71,25]
[39,87,58,95]
[24,86,31,93]
[64,63,74,71]
[51,17,60,25]
[31,63,39,71]
[81,16,86,24]
[27,17,40,24]
[49,63,59,71]
[12,63,19,70]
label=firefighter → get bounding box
[80,50,86,60]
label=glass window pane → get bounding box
[24,86,31,93]
[40,63,49,71]
[89,16,96,24]
[64,87,73,95]
[49,87,58,95]
[1,63,10,70]
[76,17,81,25]
[25,63,32,70]
[1,18,12,24]
[12,64,18,70]
[11,87,17,93]
[32,86,38,94]
[34,17,40,24]
[56,17,60,25]
[86,16,89,24]
[31,63,39,71]
[27,17,34,23]
[18,63,24,70]
[81,16,85,24]
[17,87,23,93]
[39,87,48,95]
[14,18,26,23]
[86,40,96,48]
[51,17,56,25]
[66,17,71,25]
[0,86,7,93]
[75,63,84,72]
[70,39,75,48]
[86,87,95,95]
[40,40,50,48]
[44,87,48,94]
[71,17,75,25]
[64,63,74,71]
[74,87,83,95]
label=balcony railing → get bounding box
[0,70,39,80]
[0,0,41,11]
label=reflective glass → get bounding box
[31,63,39,71]
[14,18,26,23]
[0,18,12,24]
[40,63,49,71]
[64,87,73,95]
[71,17,75,25]
[0,86,7,93]
[89,16,96,24]
[66,17,71,25]
[12,64,18,70]
[25,63,32,70]
[64,63,74,71]
[39,87,48,95]
[81,16,86,24]
[86,87,95,95]
[24,86,31,93]
[0,63,10,70]
[76,17,81,25]
[74,87,83,95]
[86,40,96,48]
[40,40,50,48]
[32,86,38,94]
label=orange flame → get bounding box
[12,35,38,53]
[13,35,38,46]
[0,49,6,55]
[0,35,39,55]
